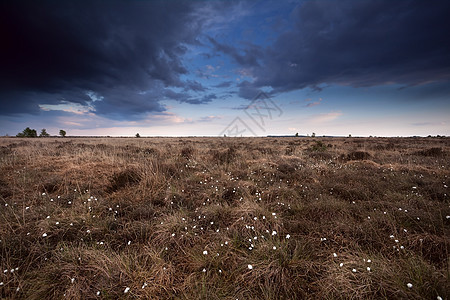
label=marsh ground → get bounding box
[0,137,449,299]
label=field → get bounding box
[0,137,449,299]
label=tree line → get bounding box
[16,127,66,137]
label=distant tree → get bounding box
[17,127,37,137]
[224,134,227,137]
[311,132,316,137]
[135,133,140,138]
[40,128,50,137]
[348,134,352,138]
[59,129,66,137]
[295,132,299,137]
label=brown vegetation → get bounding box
[0,136,449,299]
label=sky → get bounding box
[1,0,449,137]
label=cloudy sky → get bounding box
[1,0,449,137]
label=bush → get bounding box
[16,127,37,137]
[40,128,50,137]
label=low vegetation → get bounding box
[0,137,449,299]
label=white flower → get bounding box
[286,234,290,239]
[247,264,253,270]
[203,250,208,255]
[339,263,343,267]
[333,253,337,257]
[406,283,413,288]
[71,278,75,283]
[352,268,357,273]
[42,233,48,237]
[437,296,443,300]
[202,268,206,272]
[124,287,130,293]
[271,230,277,236]
[367,267,371,271]
[171,233,175,237]
[96,291,100,296]
[142,282,148,289]
[273,246,277,250]
[127,241,131,245]
[367,259,371,263]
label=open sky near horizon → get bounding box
[1,0,449,137]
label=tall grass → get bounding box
[0,137,449,299]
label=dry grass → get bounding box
[0,136,449,299]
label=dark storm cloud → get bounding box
[237,80,262,100]
[184,80,208,92]
[163,89,216,105]
[240,0,450,96]
[213,81,234,88]
[208,37,263,68]
[0,0,204,117]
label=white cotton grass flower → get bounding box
[273,246,277,250]
[339,263,344,267]
[367,267,371,271]
[71,278,75,283]
[286,234,290,239]
[203,250,208,255]
[406,283,413,288]
[42,233,48,237]
[124,287,130,293]
[248,264,253,270]
[96,291,100,296]
[271,230,277,236]
[142,282,148,289]
[352,268,357,273]
[333,253,337,257]
[437,296,443,300]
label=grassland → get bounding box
[0,136,449,299]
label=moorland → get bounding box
[0,137,449,299]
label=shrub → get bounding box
[16,127,37,137]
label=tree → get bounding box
[295,132,299,137]
[311,132,316,137]
[16,127,37,137]
[59,129,66,137]
[40,128,50,137]
[135,133,140,138]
